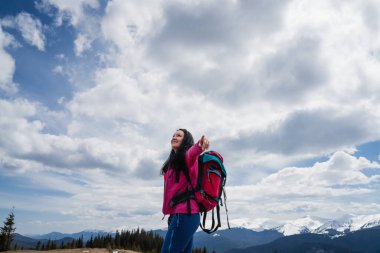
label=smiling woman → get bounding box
[160,129,209,253]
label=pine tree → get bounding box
[70,239,75,249]
[46,239,51,250]
[86,235,93,248]
[0,208,16,252]
[52,240,58,250]
[36,240,41,250]
[76,235,83,248]
[115,230,121,249]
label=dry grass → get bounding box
[6,249,140,253]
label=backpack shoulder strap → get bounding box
[183,165,195,192]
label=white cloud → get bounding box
[37,0,99,27]
[52,65,63,74]
[13,12,46,51]
[95,0,380,169]
[222,105,380,157]
[0,98,165,231]
[74,33,92,56]
[0,26,18,94]
[257,151,380,192]
[67,68,149,122]
[101,0,165,51]
[224,151,380,224]
[0,99,131,173]
[1,12,46,51]
[36,0,100,57]
[2,0,377,175]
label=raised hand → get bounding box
[198,135,210,151]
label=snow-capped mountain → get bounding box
[332,213,380,233]
[228,217,284,232]
[232,214,380,237]
[274,215,329,236]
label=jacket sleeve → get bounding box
[185,143,203,169]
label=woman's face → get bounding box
[171,130,185,152]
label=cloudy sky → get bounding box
[1,0,380,235]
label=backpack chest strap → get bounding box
[169,188,195,208]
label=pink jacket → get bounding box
[162,143,202,214]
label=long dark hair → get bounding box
[161,129,194,181]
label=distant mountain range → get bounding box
[13,230,112,250]
[225,226,380,253]
[192,227,283,253]
[13,233,78,249]
[14,214,380,253]
[186,214,380,252]
[26,230,111,242]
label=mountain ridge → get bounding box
[225,226,380,253]
[15,213,380,253]
[270,213,380,237]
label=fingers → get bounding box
[198,135,204,147]
[199,135,209,151]
[202,140,209,151]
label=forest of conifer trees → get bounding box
[33,228,213,253]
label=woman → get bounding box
[161,129,209,253]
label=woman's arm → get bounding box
[185,135,210,166]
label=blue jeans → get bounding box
[161,213,200,253]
